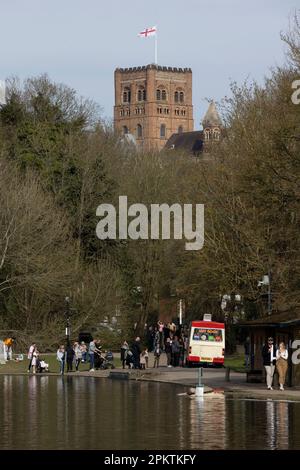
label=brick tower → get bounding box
[114,64,194,150]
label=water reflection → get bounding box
[0,376,299,450]
[188,395,226,449]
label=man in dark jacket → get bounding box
[131,337,141,369]
[66,344,75,372]
[262,337,277,390]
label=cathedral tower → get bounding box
[114,64,194,150]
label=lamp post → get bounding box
[65,296,71,347]
[258,271,272,316]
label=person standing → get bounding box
[131,337,141,369]
[4,337,14,361]
[121,341,129,369]
[80,342,87,362]
[165,337,172,367]
[27,343,36,373]
[244,336,251,368]
[31,348,39,374]
[57,345,65,375]
[276,342,288,391]
[74,342,82,372]
[66,343,75,372]
[153,344,161,368]
[88,338,96,371]
[144,348,149,368]
[140,350,147,369]
[171,336,181,367]
[262,337,277,390]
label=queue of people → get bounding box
[120,321,188,370]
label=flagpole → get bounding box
[155,30,158,64]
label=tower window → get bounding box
[204,129,211,140]
[174,91,179,103]
[178,126,183,134]
[137,124,143,138]
[123,87,131,103]
[137,87,146,102]
[156,88,167,101]
[213,128,220,140]
[123,126,129,135]
[180,91,184,103]
[160,124,166,138]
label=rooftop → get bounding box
[115,64,192,73]
[202,101,222,128]
[240,310,300,328]
[165,131,204,155]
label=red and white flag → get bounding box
[138,26,157,38]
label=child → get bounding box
[140,350,147,370]
[144,348,149,368]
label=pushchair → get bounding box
[36,358,49,373]
[125,350,134,369]
[98,350,115,370]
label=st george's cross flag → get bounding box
[138,26,157,38]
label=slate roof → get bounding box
[165,131,204,155]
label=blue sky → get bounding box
[0,0,298,127]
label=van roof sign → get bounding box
[203,314,212,321]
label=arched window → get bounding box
[174,91,179,103]
[180,91,184,103]
[137,124,143,138]
[178,126,183,134]
[123,126,129,135]
[213,128,220,140]
[137,87,146,102]
[157,88,167,101]
[123,87,131,103]
[204,129,211,140]
[160,124,166,138]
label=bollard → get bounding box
[225,367,231,382]
[196,367,204,396]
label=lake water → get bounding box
[0,375,300,450]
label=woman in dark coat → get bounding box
[131,337,141,369]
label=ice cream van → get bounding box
[186,315,225,367]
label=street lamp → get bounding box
[258,271,272,316]
[65,296,71,347]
